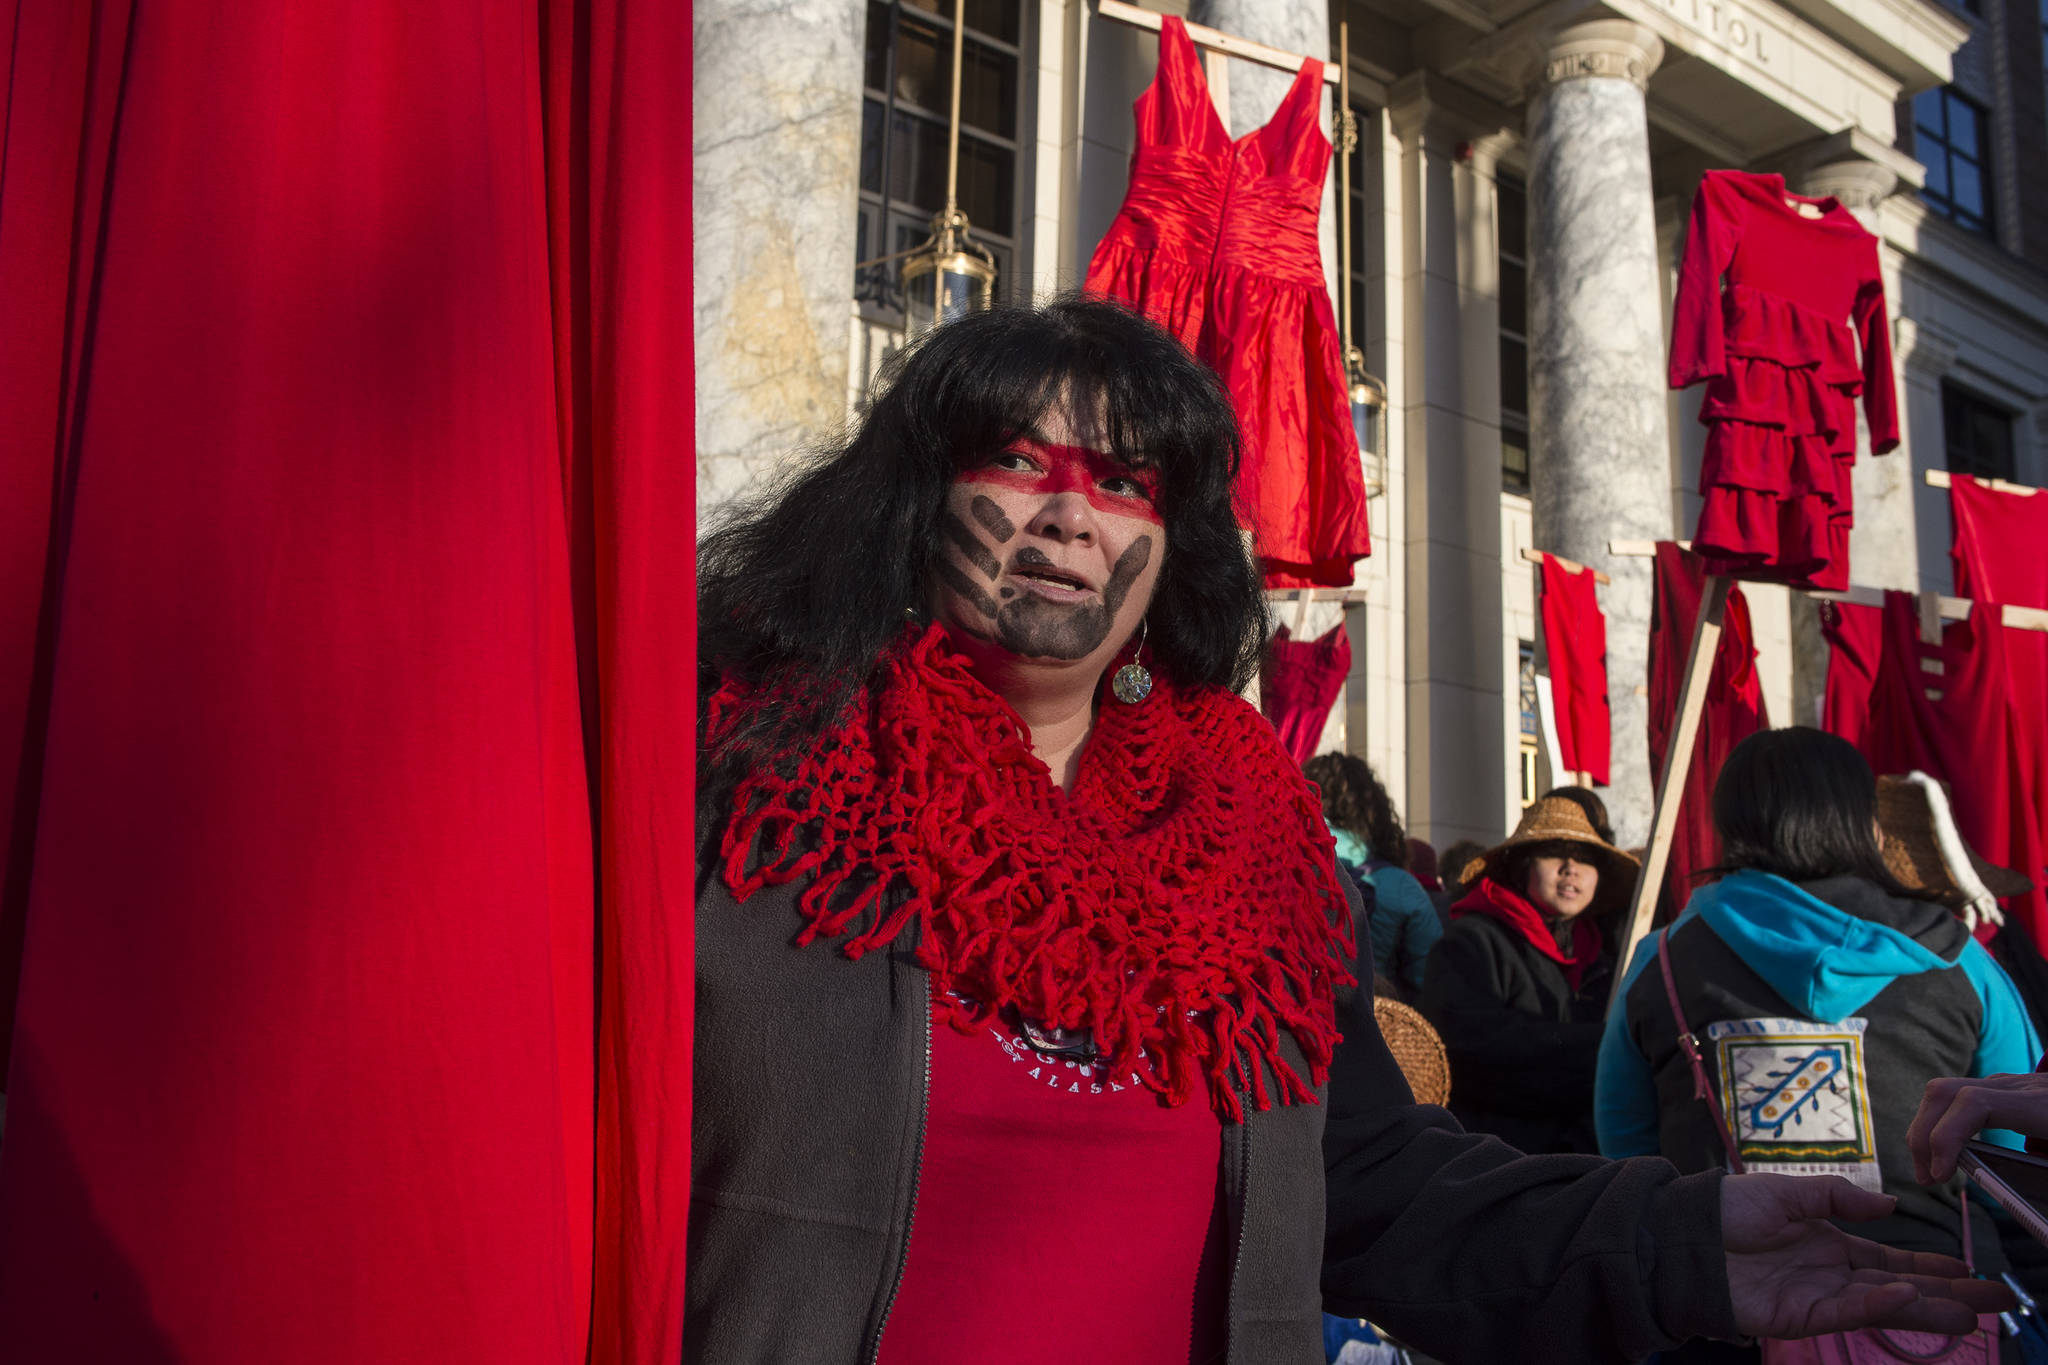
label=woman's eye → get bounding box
[993,450,1037,472]
[1100,476,1150,499]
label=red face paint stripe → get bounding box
[957,440,1163,523]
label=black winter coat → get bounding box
[1418,911,1612,1154]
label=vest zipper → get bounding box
[866,980,932,1364]
[1225,1102,1254,1364]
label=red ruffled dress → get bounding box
[1669,170,1898,591]
[1086,17,1369,587]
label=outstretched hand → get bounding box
[1908,1072,2048,1183]
[1724,1173,2013,1339]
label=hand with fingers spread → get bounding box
[1724,1173,2015,1339]
[1908,1072,2048,1183]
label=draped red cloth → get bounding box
[1647,544,1768,920]
[1950,475,2048,950]
[1859,593,2048,947]
[0,5,694,1361]
[1820,599,1883,749]
[1260,621,1352,766]
[1537,555,1611,786]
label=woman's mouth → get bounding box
[1010,564,1095,602]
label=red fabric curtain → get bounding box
[0,4,693,1361]
[1950,476,2048,950]
[1537,555,1611,786]
[1860,593,2048,947]
[1647,544,1768,920]
[1260,621,1352,766]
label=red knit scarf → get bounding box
[707,624,1354,1121]
[1451,878,1603,991]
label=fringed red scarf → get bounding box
[707,624,1354,1122]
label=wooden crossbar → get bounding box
[1095,0,1340,83]
[1521,547,1611,585]
[1926,469,2040,497]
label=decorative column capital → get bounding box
[1767,128,1922,225]
[1533,19,1664,94]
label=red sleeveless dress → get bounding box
[1086,17,1370,587]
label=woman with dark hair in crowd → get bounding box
[1418,796,1635,1154]
[692,299,2006,1365]
[1598,728,2038,1362]
[1305,752,1440,999]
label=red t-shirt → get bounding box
[876,1001,1229,1364]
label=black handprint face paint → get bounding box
[927,432,1163,669]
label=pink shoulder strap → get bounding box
[1656,926,1747,1175]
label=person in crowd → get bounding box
[1543,783,1616,844]
[1305,752,1439,1000]
[1598,729,2039,1361]
[1418,796,1629,1154]
[693,298,2006,1365]
[1430,837,1488,919]
[1407,838,1442,893]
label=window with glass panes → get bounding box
[1341,96,1382,379]
[1498,176,1531,494]
[1913,88,1992,233]
[1942,382,2017,481]
[856,0,1028,324]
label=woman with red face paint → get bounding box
[691,298,2009,1365]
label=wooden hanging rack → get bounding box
[1520,547,1611,585]
[1095,0,1340,83]
[1926,469,2039,497]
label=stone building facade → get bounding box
[692,0,2048,848]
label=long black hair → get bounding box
[699,296,1267,800]
[1711,727,1927,895]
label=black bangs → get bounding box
[913,301,1240,501]
[698,294,1269,808]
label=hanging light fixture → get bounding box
[1335,21,1388,494]
[901,0,997,335]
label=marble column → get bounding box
[1390,75,1516,848]
[1524,20,1670,847]
[693,1,866,517]
[1187,0,1328,139]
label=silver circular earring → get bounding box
[1111,619,1154,705]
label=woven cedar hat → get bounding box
[1463,796,1641,908]
[1877,773,2030,931]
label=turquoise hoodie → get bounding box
[1596,869,2039,1158]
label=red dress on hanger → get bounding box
[1537,555,1610,786]
[1260,620,1352,764]
[1669,170,1897,591]
[1086,17,1369,587]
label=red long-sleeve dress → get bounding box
[1669,170,1898,591]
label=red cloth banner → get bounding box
[1261,621,1352,765]
[1538,555,1611,786]
[1647,544,1768,921]
[1950,476,2048,951]
[0,4,694,1361]
[1860,593,2048,948]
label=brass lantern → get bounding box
[1347,343,1388,482]
[902,206,997,335]
[901,0,996,334]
